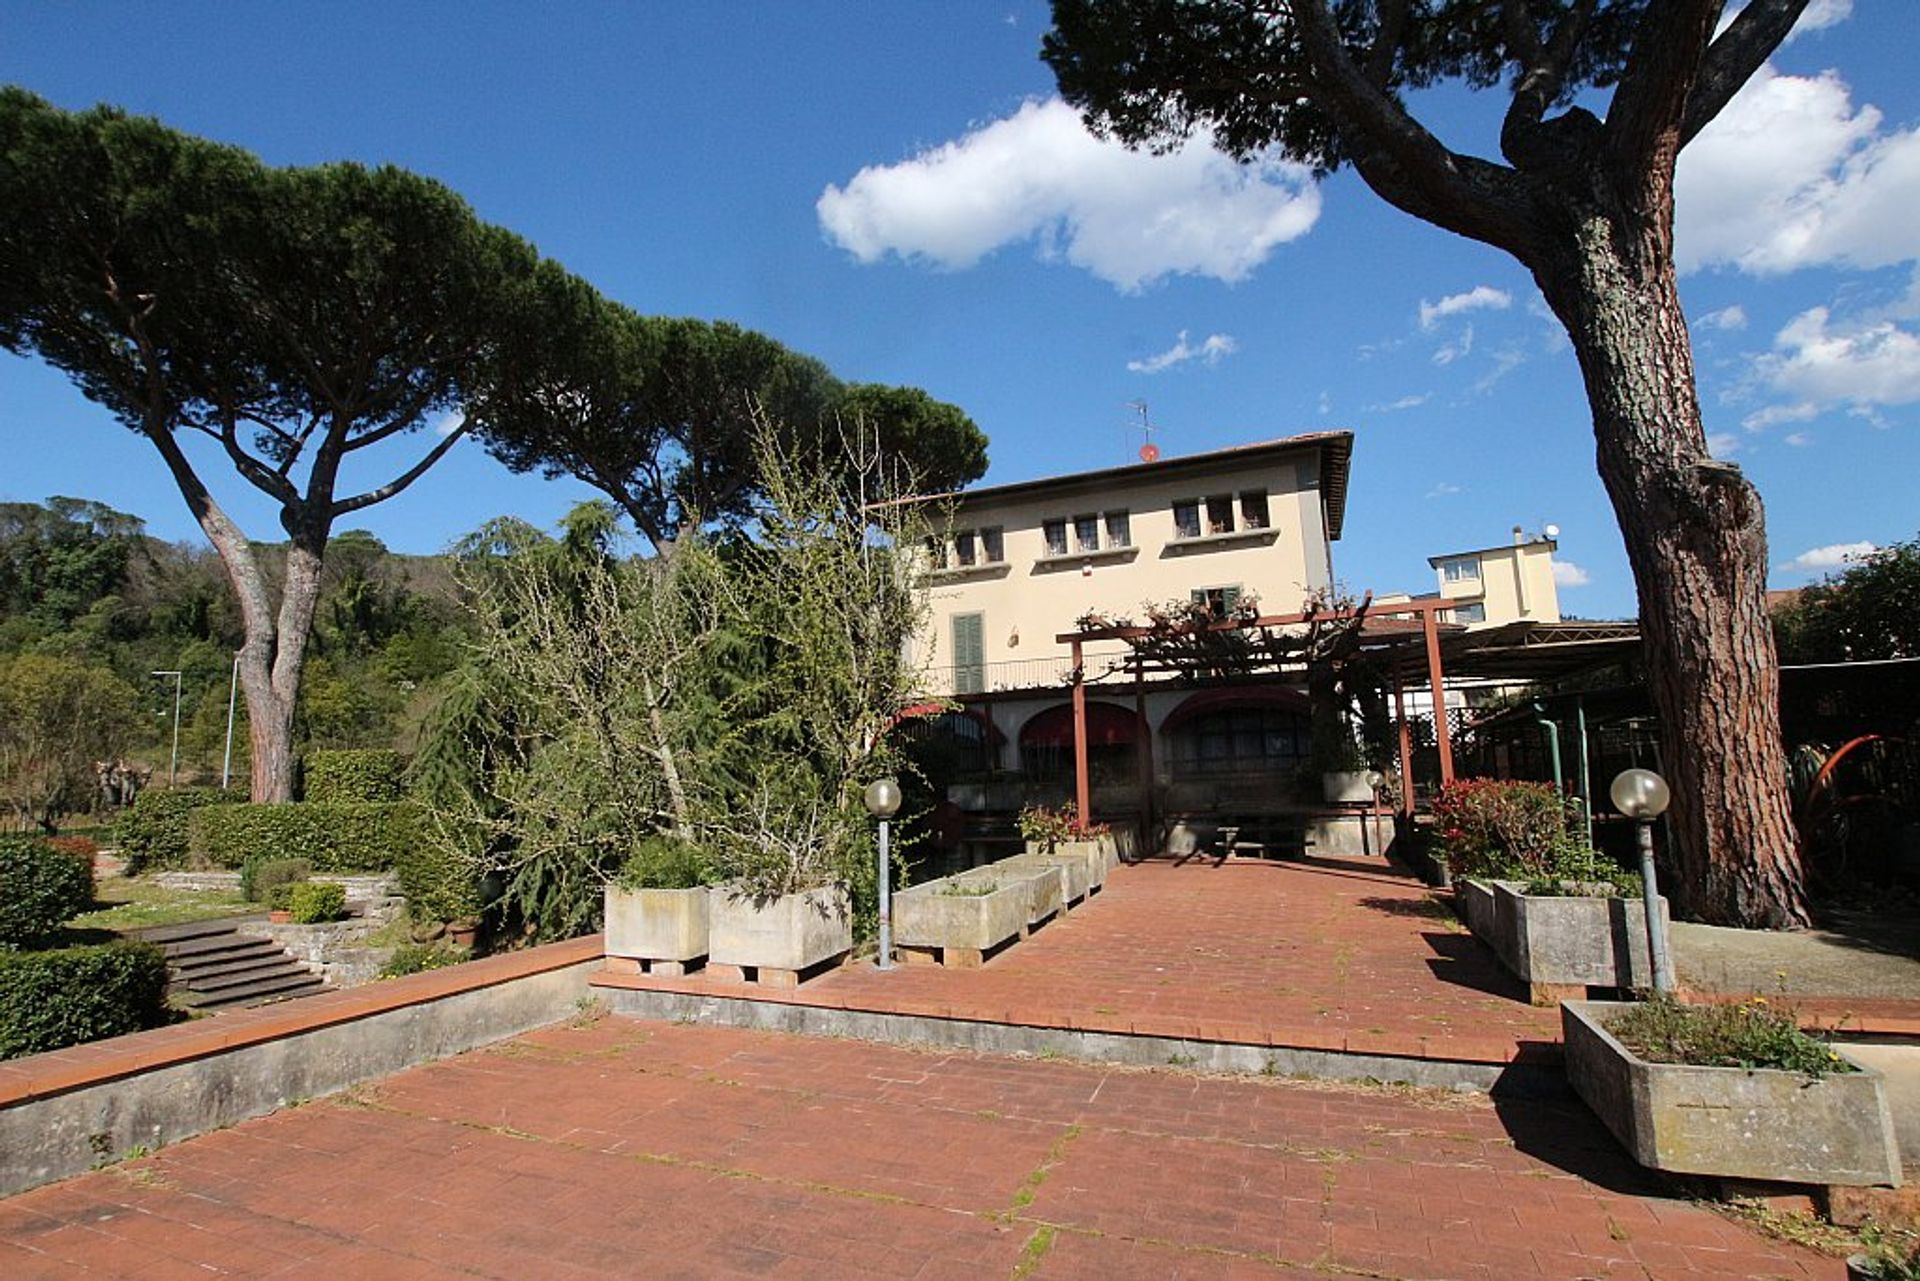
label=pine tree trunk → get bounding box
[1533,209,1808,928]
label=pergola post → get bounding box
[1420,606,1455,786]
[1071,638,1091,826]
[1391,662,1415,817]
[1133,656,1153,844]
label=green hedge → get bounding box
[188,801,423,873]
[116,787,241,873]
[0,836,94,950]
[241,857,312,903]
[395,819,484,925]
[304,749,406,804]
[0,941,170,1060]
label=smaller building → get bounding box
[1428,528,1561,628]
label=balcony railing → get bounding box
[927,649,1132,696]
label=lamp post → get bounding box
[1609,767,1675,995]
[863,777,902,971]
[152,670,183,789]
[222,653,239,791]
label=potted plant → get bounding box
[604,835,714,976]
[1017,803,1111,892]
[1563,996,1902,1188]
[704,791,854,984]
[1848,1228,1920,1280]
[894,868,1033,966]
[1312,731,1373,804]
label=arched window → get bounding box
[1163,689,1312,777]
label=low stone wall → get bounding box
[236,897,406,987]
[155,870,399,901]
[0,936,601,1197]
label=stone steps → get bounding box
[133,918,327,1011]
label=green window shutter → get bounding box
[953,613,984,694]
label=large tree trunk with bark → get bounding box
[1531,204,1808,929]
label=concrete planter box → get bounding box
[709,884,851,975]
[604,885,710,969]
[1563,1000,1902,1188]
[1485,880,1669,1003]
[1002,852,1090,907]
[1025,838,1109,889]
[986,861,1062,926]
[1322,770,1373,804]
[1456,877,1497,938]
[894,869,1029,959]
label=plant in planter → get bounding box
[604,835,714,975]
[1563,996,1901,1188]
[1017,802,1111,890]
[703,783,856,983]
[1311,730,1374,804]
[1850,1227,1920,1281]
[895,869,1033,967]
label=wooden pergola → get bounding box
[1055,597,1463,829]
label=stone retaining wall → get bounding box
[0,937,601,1197]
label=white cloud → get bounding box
[1784,431,1813,446]
[1425,482,1462,499]
[1431,324,1474,366]
[1741,400,1818,431]
[1717,0,1852,39]
[1755,306,1920,409]
[1474,343,1529,394]
[1778,540,1876,574]
[1316,390,1331,416]
[431,410,466,438]
[1367,393,1430,412]
[817,97,1322,291]
[1706,430,1742,457]
[1552,561,1591,588]
[1696,304,1748,332]
[1127,329,1238,374]
[1678,64,1920,274]
[1418,286,1511,331]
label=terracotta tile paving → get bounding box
[0,1018,1841,1279]
[595,855,1566,1064]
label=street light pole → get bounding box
[1610,768,1675,995]
[863,778,902,971]
[222,653,239,791]
[152,670,183,789]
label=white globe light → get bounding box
[863,777,902,818]
[1544,523,1560,539]
[1610,768,1671,819]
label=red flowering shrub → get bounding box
[1431,778,1576,880]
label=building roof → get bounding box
[1427,536,1557,568]
[890,431,1355,540]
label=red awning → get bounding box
[889,703,1006,745]
[1018,701,1143,748]
[1160,686,1311,732]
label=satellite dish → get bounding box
[1543,523,1560,539]
[1140,443,1161,463]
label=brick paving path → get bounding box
[599,855,1565,1065]
[0,1018,1839,1279]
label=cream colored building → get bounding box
[910,432,1352,698]
[1428,528,1561,628]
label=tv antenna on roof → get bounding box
[1126,400,1160,462]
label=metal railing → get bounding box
[926,649,1133,697]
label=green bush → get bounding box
[0,836,95,949]
[613,835,710,890]
[1605,994,1852,1078]
[0,941,170,1059]
[188,801,423,873]
[287,881,347,924]
[1432,778,1577,880]
[240,857,313,903]
[304,749,406,803]
[267,882,298,912]
[395,820,484,925]
[380,942,468,977]
[116,787,240,873]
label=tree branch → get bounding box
[1500,0,1598,174]
[1362,0,1410,88]
[1681,0,1811,147]
[331,419,469,517]
[1602,0,1720,198]
[1291,0,1538,256]
[216,408,301,506]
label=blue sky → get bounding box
[3,1,1916,619]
